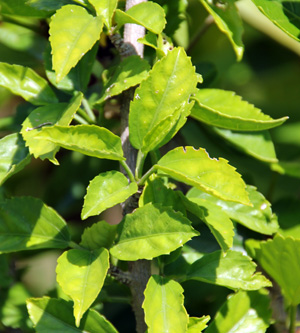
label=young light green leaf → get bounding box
[0,133,31,186]
[200,0,244,60]
[156,146,250,205]
[143,275,188,333]
[114,1,166,34]
[129,47,197,150]
[56,248,109,327]
[89,0,117,29]
[110,203,199,261]
[251,0,300,42]
[49,5,103,82]
[187,185,279,235]
[82,171,138,219]
[0,62,58,105]
[34,125,125,161]
[21,92,83,164]
[259,235,300,306]
[95,56,150,104]
[191,89,288,131]
[187,250,271,290]
[205,290,272,333]
[0,197,70,253]
[138,32,166,58]
[27,297,118,332]
[188,316,210,333]
[80,221,117,250]
[212,127,278,163]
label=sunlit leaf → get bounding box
[188,316,210,332]
[187,250,271,290]
[143,275,188,333]
[34,125,124,161]
[49,5,103,82]
[0,133,31,186]
[191,89,288,131]
[205,290,272,332]
[56,248,109,326]
[82,171,138,219]
[0,62,58,105]
[89,0,118,29]
[0,197,70,253]
[114,1,166,34]
[110,203,199,261]
[27,297,118,332]
[156,146,250,205]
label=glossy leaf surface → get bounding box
[0,197,70,253]
[191,89,288,131]
[27,297,118,332]
[156,146,250,205]
[89,0,117,29]
[187,250,271,290]
[34,125,124,161]
[205,290,272,332]
[129,47,197,151]
[0,133,31,186]
[110,203,199,261]
[49,5,103,82]
[0,62,57,105]
[114,1,166,34]
[95,56,150,104]
[143,275,188,333]
[187,185,279,235]
[82,171,138,219]
[188,316,210,332]
[56,248,109,326]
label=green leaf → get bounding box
[89,0,117,29]
[110,203,199,261]
[129,47,197,151]
[95,56,150,104]
[82,171,138,219]
[199,0,244,60]
[27,297,118,332]
[251,0,300,42]
[143,275,188,333]
[49,5,103,82]
[56,248,109,326]
[259,235,300,305]
[0,197,70,253]
[114,1,166,34]
[191,89,288,131]
[156,146,250,205]
[0,133,31,186]
[205,290,272,333]
[188,316,210,333]
[27,0,80,11]
[187,250,272,290]
[80,221,117,249]
[0,0,50,17]
[0,62,58,105]
[271,160,300,179]
[187,185,279,235]
[212,127,278,163]
[34,124,125,161]
[21,92,83,164]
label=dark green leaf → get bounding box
[0,0,49,17]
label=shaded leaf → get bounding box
[27,0,85,11]
[0,133,31,186]
[156,146,250,205]
[0,62,58,105]
[143,275,188,333]
[56,248,109,326]
[49,5,103,82]
[34,125,124,161]
[271,160,300,178]
[191,89,288,131]
[27,297,118,332]
[187,250,271,290]
[89,0,118,29]
[0,0,49,17]
[205,290,272,333]
[0,197,70,253]
[188,316,210,332]
[114,1,166,34]
[82,171,138,219]
[110,203,199,261]
[187,185,279,235]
